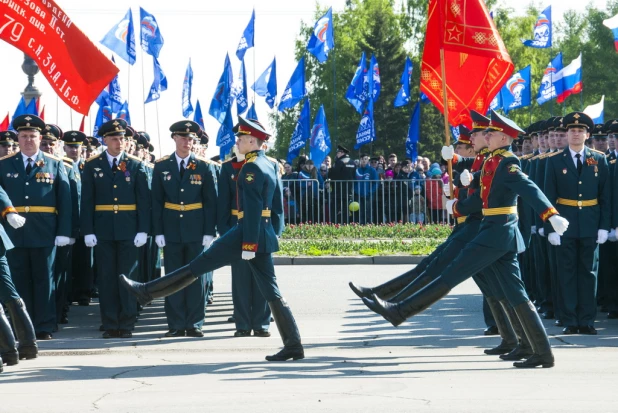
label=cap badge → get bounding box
[24,116,32,121]
[573,114,580,119]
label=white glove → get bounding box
[155,235,166,248]
[134,232,148,248]
[84,234,97,248]
[446,199,456,215]
[460,169,472,187]
[203,235,214,248]
[54,236,70,247]
[597,229,609,244]
[69,238,76,245]
[548,215,569,236]
[6,213,25,229]
[538,228,545,237]
[441,145,455,161]
[548,232,561,246]
[609,229,617,242]
[531,226,537,235]
[443,183,451,198]
[242,251,255,260]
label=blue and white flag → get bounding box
[139,7,164,58]
[247,101,258,120]
[489,92,502,113]
[12,97,38,122]
[501,65,531,114]
[406,102,421,162]
[363,54,381,102]
[279,57,306,111]
[345,52,366,114]
[584,95,604,124]
[537,52,563,105]
[450,125,460,141]
[522,6,552,48]
[309,105,331,167]
[93,92,113,137]
[182,59,194,118]
[145,57,168,103]
[394,57,413,107]
[287,98,310,163]
[233,59,249,115]
[209,54,233,123]
[216,107,235,159]
[117,101,131,125]
[236,10,255,61]
[354,99,375,150]
[307,7,335,63]
[108,56,123,113]
[252,58,277,109]
[193,99,205,129]
[100,8,136,65]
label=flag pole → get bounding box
[140,50,147,129]
[439,49,454,197]
[155,99,162,158]
[332,26,338,153]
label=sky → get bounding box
[0,0,610,158]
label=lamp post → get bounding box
[21,53,41,104]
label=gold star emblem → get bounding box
[113,121,120,126]
[185,123,192,127]
[24,116,32,121]
[573,114,580,119]
[447,25,462,42]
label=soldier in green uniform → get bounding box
[0,131,15,158]
[544,112,611,335]
[81,119,151,339]
[120,117,304,361]
[0,115,72,340]
[605,121,618,319]
[151,120,217,338]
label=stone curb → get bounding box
[273,255,427,265]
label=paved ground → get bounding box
[1,265,617,413]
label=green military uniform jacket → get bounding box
[64,158,81,239]
[217,157,244,236]
[151,152,217,243]
[81,151,151,241]
[0,151,71,247]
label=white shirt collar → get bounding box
[175,152,191,169]
[106,151,124,166]
[22,151,40,164]
[569,147,585,159]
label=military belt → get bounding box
[164,202,203,212]
[95,204,137,212]
[556,198,598,207]
[456,216,467,224]
[237,210,271,220]
[231,209,239,216]
[482,206,518,216]
[14,206,57,214]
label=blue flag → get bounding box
[209,54,233,123]
[139,7,164,58]
[307,7,335,63]
[405,102,421,162]
[450,125,460,141]
[252,58,277,109]
[287,98,311,163]
[345,52,366,114]
[522,6,552,48]
[100,9,136,65]
[93,95,113,137]
[365,54,381,101]
[233,59,249,115]
[420,92,431,104]
[182,59,194,117]
[501,65,531,114]
[216,107,235,159]
[193,99,205,129]
[354,99,376,150]
[537,52,563,105]
[145,57,168,103]
[489,91,502,113]
[117,101,131,125]
[247,101,258,120]
[236,10,255,60]
[279,57,306,111]
[12,97,38,122]
[108,56,123,113]
[394,57,413,107]
[309,105,331,167]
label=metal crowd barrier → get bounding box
[280,178,449,225]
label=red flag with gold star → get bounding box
[420,0,514,127]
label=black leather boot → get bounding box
[349,267,421,300]
[512,301,554,368]
[388,271,437,302]
[5,299,37,360]
[483,297,518,355]
[265,298,304,361]
[362,278,451,327]
[119,265,197,306]
[499,300,533,361]
[0,306,18,366]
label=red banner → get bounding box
[420,0,513,127]
[0,0,119,115]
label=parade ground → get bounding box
[1,264,617,413]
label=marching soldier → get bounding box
[543,112,610,335]
[81,119,151,339]
[151,121,218,338]
[0,115,72,340]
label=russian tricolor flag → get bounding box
[603,14,618,52]
[584,95,604,124]
[556,53,582,104]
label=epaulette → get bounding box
[547,150,562,158]
[610,159,616,164]
[155,155,170,163]
[588,148,606,155]
[63,157,74,165]
[43,152,62,161]
[86,153,102,163]
[529,154,543,161]
[0,152,18,161]
[126,153,143,162]
[519,153,534,160]
[196,156,215,165]
[144,162,154,169]
[494,149,515,158]
[606,153,612,158]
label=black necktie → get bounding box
[25,158,32,174]
[112,158,118,173]
[575,153,583,175]
[180,159,186,179]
